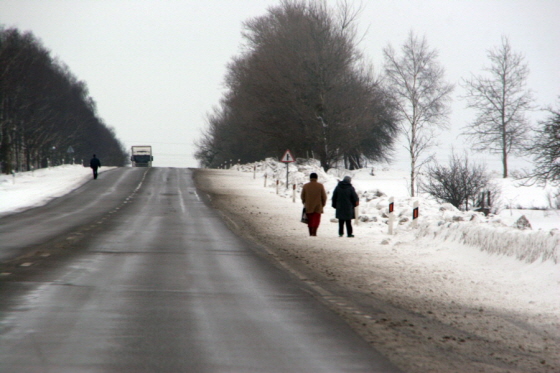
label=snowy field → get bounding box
[2,163,559,370]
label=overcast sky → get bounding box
[1,0,559,170]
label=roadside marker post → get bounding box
[292,184,296,203]
[412,200,419,228]
[388,197,394,235]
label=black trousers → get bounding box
[338,220,352,236]
[92,167,99,179]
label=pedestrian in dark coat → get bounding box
[332,176,359,237]
[90,154,101,179]
[301,172,327,236]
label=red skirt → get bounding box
[306,213,321,228]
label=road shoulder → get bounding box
[193,168,559,373]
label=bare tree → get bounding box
[420,151,490,210]
[461,36,534,178]
[383,31,454,197]
[527,103,560,185]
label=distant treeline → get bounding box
[0,27,127,174]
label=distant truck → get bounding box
[130,145,153,167]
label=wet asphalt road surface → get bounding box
[0,167,401,372]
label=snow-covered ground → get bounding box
[205,160,560,371]
[225,159,559,318]
[0,165,113,217]
[2,163,559,299]
[2,163,559,371]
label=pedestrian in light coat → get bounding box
[301,172,327,236]
[332,176,359,237]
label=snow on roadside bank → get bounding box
[200,165,560,371]
[0,165,113,217]
[235,158,560,264]
[225,160,559,326]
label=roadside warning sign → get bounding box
[281,149,295,163]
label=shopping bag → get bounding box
[301,208,308,224]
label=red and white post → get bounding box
[388,197,395,235]
[412,200,419,228]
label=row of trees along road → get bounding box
[195,0,399,170]
[196,0,558,194]
[0,28,127,174]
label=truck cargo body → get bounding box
[131,146,153,167]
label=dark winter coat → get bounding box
[90,157,101,169]
[332,180,359,220]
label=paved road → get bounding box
[0,167,401,372]
[0,167,148,262]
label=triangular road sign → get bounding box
[281,149,295,163]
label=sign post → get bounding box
[280,149,295,190]
[67,146,74,164]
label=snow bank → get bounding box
[0,165,112,217]
[419,221,559,264]
[235,159,560,264]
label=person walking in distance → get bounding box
[332,176,359,237]
[90,154,101,179]
[301,172,327,236]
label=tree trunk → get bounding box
[502,151,508,178]
[321,153,329,171]
[502,119,508,178]
[410,135,416,197]
[0,124,12,174]
[410,158,416,197]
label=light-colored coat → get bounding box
[301,180,327,214]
